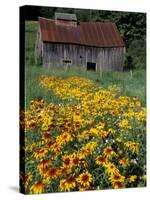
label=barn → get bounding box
[35,13,125,71]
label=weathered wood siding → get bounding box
[34,26,43,65]
[41,42,125,71]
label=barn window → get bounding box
[87,62,96,71]
[62,59,72,64]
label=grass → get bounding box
[25,21,146,108]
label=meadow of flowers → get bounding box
[20,75,146,194]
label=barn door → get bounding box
[87,62,96,71]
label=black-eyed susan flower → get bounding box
[59,179,67,192]
[79,147,89,159]
[90,128,98,136]
[109,173,125,188]
[33,148,48,160]
[95,155,107,166]
[62,154,72,167]
[116,137,123,143]
[99,130,109,139]
[59,176,76,192]
[42,134,51,143]
[103,146,115,158]
[77,171,92,187]
[65,176,76,191]
[30,181,44,194]
[105,162,119,175]
[119,119,130,129]
[37,159,51,175]
[71,153,81,167]
[56,132,73,145]
[51,142,62,154]
[127,175,137,183]
[28,120,36,130]
[47,167,58,180]
[124,141,139,154]
[77,130,89,141]
[59,165,72,176]
[119,158,129,167]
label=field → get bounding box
[20,21,146,194]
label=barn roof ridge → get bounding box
[55,12,77,21]
[38,17,116,25]
[38,17,125,48]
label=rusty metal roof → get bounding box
[39,17,125,48]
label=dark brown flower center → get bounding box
[98,157,105,162]
[64,158,70,165]
[82,175,89,182]
[49,168,57,176]
[67,177,75,184]
[115,182,123,188]
[105,148,112,154]
[73,157,79,164]
[114,175,120,180]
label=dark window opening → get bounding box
[62,59,72,64]
[87,62,96,71]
